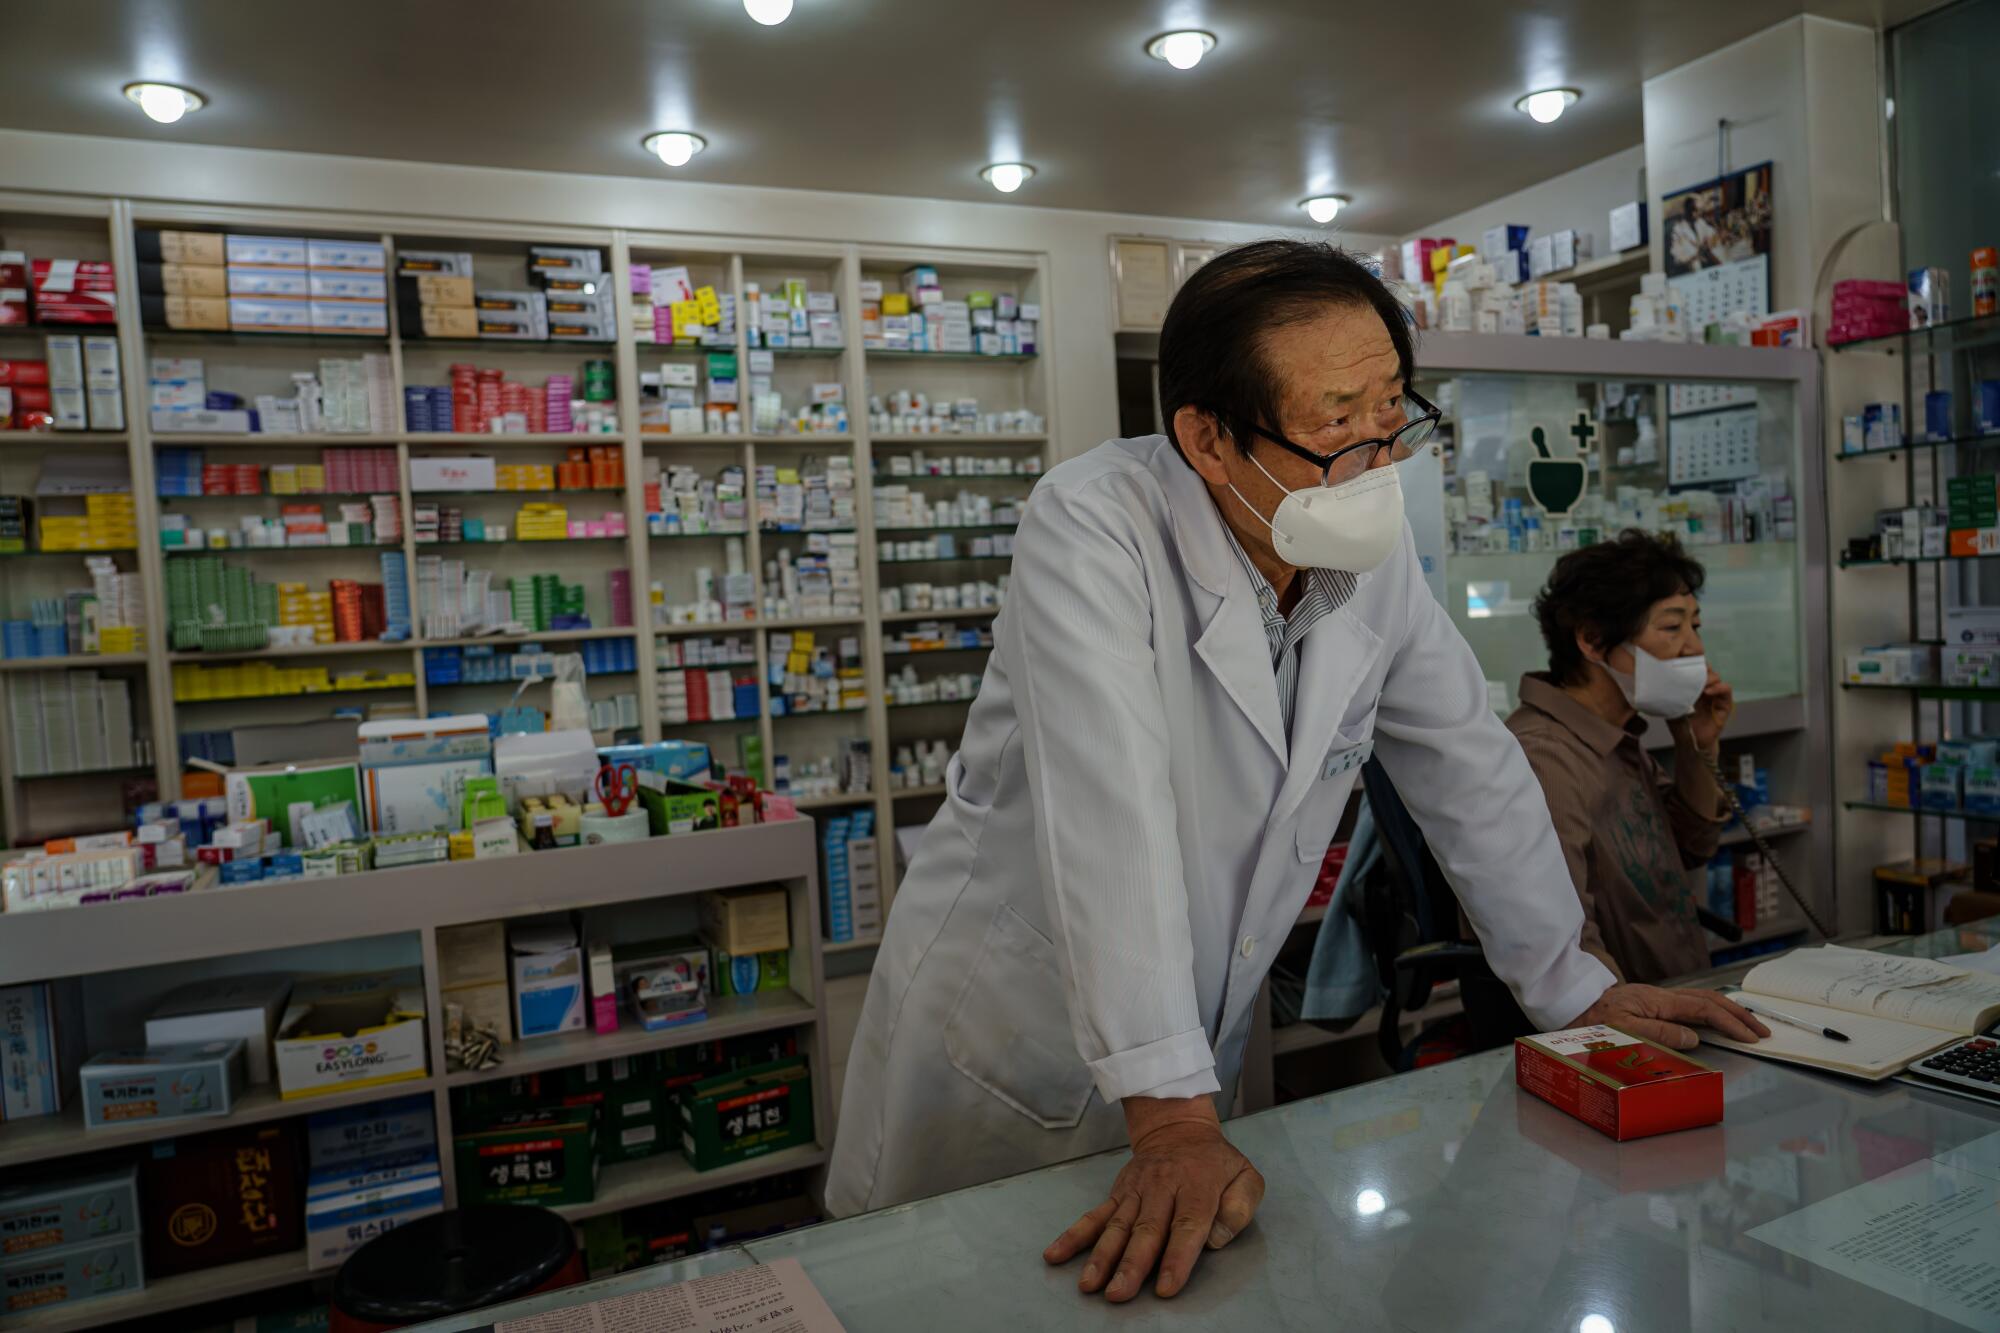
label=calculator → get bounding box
[1909,1035,2000,1099]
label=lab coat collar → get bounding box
[1515,672,1641,756]
[1154,436,1235,600]
[1157,439,1288,765]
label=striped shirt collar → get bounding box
[1222,529,1356,743]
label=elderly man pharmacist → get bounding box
[826,240,1766,1302]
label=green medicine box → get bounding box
[634,779,724,837]
[708,947,791,997]
[453,1107,598,1207]
[678,1058,813,1172]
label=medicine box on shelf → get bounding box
[273,971,428,1100]
[80,1040,246,1129]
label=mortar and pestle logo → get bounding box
[1526,418,1591,516]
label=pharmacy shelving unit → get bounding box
[0,196,154,846]
[1821,217,2000,931]
[0,819,828,1333]
[0,195,1054,950]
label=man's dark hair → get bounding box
[1533,530,1708,686]
[1157,239,1414,455]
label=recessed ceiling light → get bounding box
[1515,87,1580,124]
[643,131,707,167]
[122,82,204,125]
[1301,195,1350,224]
[1145,30,1216,70]
[743,0,793,25]
[980,162,1034,194]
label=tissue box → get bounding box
[0,1236,143,1316]
[304,1155,443,1271]
[80,1041,244,1129]
[510,918,585,1040]
[144,973,292,1084]
[0,1168,139,1255]
[304,1091,437,1170]
[272,972,427,1101]
[1514,1026,1721,1141]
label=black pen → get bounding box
[1738,996,1850,1042]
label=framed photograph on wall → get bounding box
[1661,161,1773,282]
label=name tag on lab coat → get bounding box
[1323,740,1373,780]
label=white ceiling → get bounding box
[0,0,1950,234]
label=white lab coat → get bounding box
[825,435,1612,1216]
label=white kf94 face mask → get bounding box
[1229,452,1406,573]
[1601,644,1708,718]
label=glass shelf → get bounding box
[403,336,618,351]
[1839,552,1994,568]
[1829,311,2000,354]
[1845,800,2000,822]
[1841,682,2000,701]
[143,328,389,347]
[1834,431,2000,459]
[865,351,1037,363]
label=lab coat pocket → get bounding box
[943,903,1095,1130]
[1298,709,1377,862]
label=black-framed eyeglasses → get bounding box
[1227,389,1441,487]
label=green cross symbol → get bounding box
[1569,412,1598,452]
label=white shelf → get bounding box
[445,991,817,1089]
[873,434,1046,445]
[891,783,947,799]
[4,1250,315,1333]
[167,639,411,662]
[655,621,760,637]
[823,937,883,954]
[0,652,149,672]
[1717,819,1814,848]
[417,627,638,648]
[1709,913,1811,951]
[406,432,619,445]
[554,1144,830,1222]
[762,615,868,630]
[0,431,128,445]
[792,791,878,810]
[639,433,750,445]
[154,432,399,445]
[879,607,1000,623]
[0,1074,437,1171]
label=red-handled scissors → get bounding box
[595,762,638,816]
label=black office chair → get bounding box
[1351,756,1745,1071]
[1353,757,1532,1071]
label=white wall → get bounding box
[1641,15,1884,315]
[0,129,1390,460]
[1644,14,1895,934]
[1415,144,1648,263]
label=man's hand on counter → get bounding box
[1573,983,1771,1049]
[1042,1094,1263,1302]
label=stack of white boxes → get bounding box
[148,356,222,431]
[225,235,389,336]
[7,669,137,777]
[42,333,122,432]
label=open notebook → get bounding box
[1700,944,2000,1080]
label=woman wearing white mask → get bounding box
[1508,533,1736,986]
[827,242,1764,1303]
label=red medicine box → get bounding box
[1514,1025,1722,1141]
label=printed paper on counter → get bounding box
[1748,1130,2000,1331]
[495,1257,847,1333]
